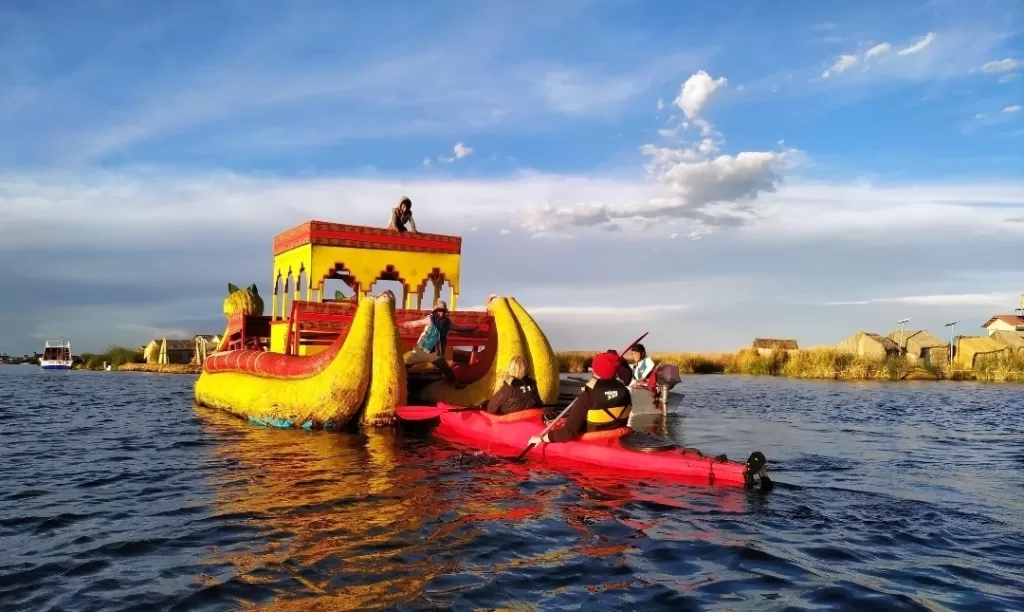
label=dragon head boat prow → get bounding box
[194,220,560,429]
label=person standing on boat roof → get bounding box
[628,343,656,389]
[399,301,476,388]
[528,352,632,445]
[388,197,418,233]
[483,355,543,415]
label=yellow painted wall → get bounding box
[270,321,289,354]
[272,244,462,310]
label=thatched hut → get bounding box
[989,330,1024,356]
[143,338,195,364]
[954,335,1008,369]
[751,338,799,357]
[886,329,948,365]
[837,332,899,359]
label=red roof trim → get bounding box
[273,221,462,255]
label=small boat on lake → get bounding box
[40,340,73,370]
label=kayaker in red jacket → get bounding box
[484,356,543,415]
[528,352,632,445]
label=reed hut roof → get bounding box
[147,338,194,351]
[752,338,799,350]
[886,329,947,349]
[990,330,1024,350]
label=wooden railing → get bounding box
[285,300,492,355]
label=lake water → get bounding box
[1,367,1022,611]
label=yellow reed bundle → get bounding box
[361,291,408,428]
[507,297,560,405]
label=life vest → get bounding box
[416,314,451,354]
[632,356,655,383]
[584,378,631,428]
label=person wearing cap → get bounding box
[388,197,418,233]
[528,352,632,445]
[399,300,477,387]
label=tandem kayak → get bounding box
[428,404,772,490]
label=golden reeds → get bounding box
[118,363,202,374]
[553,348,1024,382]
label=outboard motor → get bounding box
[650,364,682,406]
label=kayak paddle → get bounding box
[396,402,562,423]
[513,331,648,462]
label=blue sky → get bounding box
[1,0,1022,355]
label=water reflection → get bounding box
[192,405,454,610]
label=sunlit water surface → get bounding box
[1,367,1022,611]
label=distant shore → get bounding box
[100,363,203,374]
[555,349,1024,383]
[37,346,1022,382]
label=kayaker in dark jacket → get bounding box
[529,352,632,445]
[484,356,543,415]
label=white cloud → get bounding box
[423,157,432,167]
[981,58,1019,73]
[656,98,664,111]
[1003,105,1021,113]
[998,73,1020,84]
[824,292,1018,307]
[822,54,858,79]
[864,43,892,60]
[672,70,727,119]
[499,228,511,235]
[2,169,1022,254]
[439,142,473,162]
[534,50,707,117]
[528,304,690,321]
[897,32,935,56]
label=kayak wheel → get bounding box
[619,432,677,453]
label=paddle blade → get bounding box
[395,405,450,421]
[396,403,487,422]
[621,331,649,356]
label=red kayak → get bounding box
[428,403,772,490]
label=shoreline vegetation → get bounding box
[555,349,1024,383]
[22,344,1021,382]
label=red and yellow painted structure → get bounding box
[193,220,560,429]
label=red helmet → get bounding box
[591,352,620,380]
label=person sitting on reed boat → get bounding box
[528,352,632,445]
[628,343,656,389]
[399,300,476,388]
[388,197,418,233]
[483,355,543,415]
